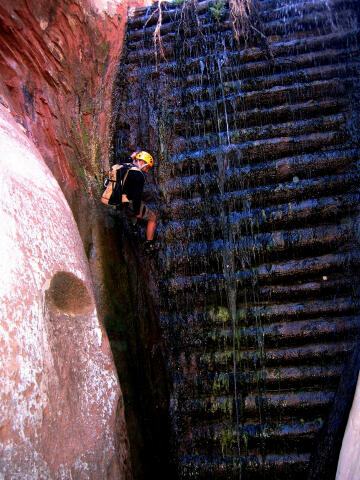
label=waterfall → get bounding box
[113,0,360,477]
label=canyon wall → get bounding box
[0,0,142,202]
[0,0,150,478]
[0,103,124,479]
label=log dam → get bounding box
[112,0,360,478]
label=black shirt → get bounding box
[122,166,145,216]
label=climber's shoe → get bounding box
[144,240,159,255]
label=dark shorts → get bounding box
[123,201,154,222]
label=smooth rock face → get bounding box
[0,0,145,203]
[336,373,360,480]
[0,104,122,479]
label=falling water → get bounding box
[112,0,360,478]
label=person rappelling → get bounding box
[101,150,158,255]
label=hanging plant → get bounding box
[209,0,226,24]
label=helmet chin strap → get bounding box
[134,160,148,171]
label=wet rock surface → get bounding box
[94,210,174,480]
[114,0,360,478]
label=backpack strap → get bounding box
[121,166,132,186]
[120,164,143,186]
[121,168,131,203]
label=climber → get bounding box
[122,150,158,255]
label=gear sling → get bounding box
[101,163,139,207]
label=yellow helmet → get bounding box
[135,151,154,168]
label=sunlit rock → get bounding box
[336,373,360,480]
[0,104,123,479]
[0,0,144,202]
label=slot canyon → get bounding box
[0,0,359,479]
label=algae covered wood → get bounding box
[114,0,360,477]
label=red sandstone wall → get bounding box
[0,0,146,203]
[0,1,150,478]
